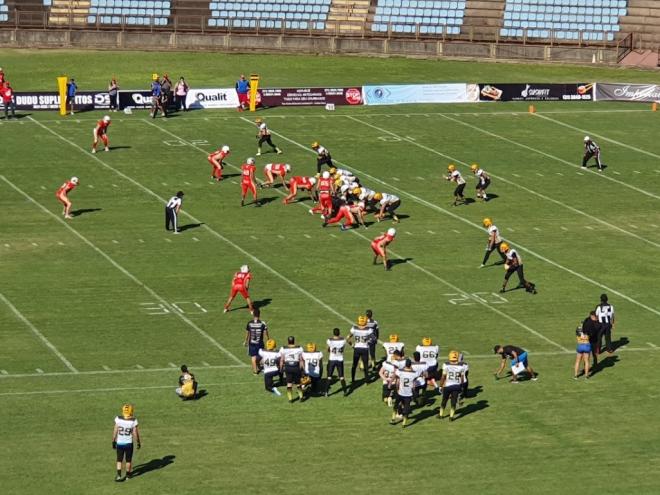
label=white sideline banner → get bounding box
[186,88,239,109]
[363,83,475,105]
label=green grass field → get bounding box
[2,50,660,494]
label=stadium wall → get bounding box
[0,28,617,64]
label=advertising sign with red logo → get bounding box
[258,87,363,107]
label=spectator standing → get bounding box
[581,310,603,366]
[108,78,119,112]
[2,81,16,120]
[150,75,166,119]
[235,74,250,112]
[175,76,189,112]
[66,77,78,115]
[574,325,592,380]
[161,74,173,112]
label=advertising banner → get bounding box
[595,83,660,102]
[258,87,363,107]
[185,88,240,110]
[478,83,593,102]
[362,84,471,105]
[14,91,112,111]
[118,90,153,109]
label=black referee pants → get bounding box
[598,323,613,353]
[165,207,178,232]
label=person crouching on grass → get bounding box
[176,365,198,399]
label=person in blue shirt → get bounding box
[66,78,77,115]
[150,75,166,119]
[235,74,250,111]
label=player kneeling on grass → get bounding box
[262,163,290,188]
[499,242,537,294]
[302,342,323,399]
[438,351,463,422]
[379,353,398,407]
[259,339,282,395]
[371,228,396,271]
[493,344,538,383]
[323,201,366,231]
[175,364,198,400]
[55,176,79,219]
[283,176,316,204]
[92,115,111,153]
[112,404,141,482]
[280,336,304,403]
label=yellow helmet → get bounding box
[422,337,432,346]
[389,334,399,343]
[470,163,478,172]
[306,342,317,352]
[121,403,134,419]
[301,375,312,386]
[499,242,510,253]
[311,141,319,148]
[329,167,337,174]
[449,350,459,363]
[334,178,343,187]
[266,339,276,351]
[151,73,159,81]
[357,315,368,326]
[483,217,493,228]
[255,117,263,124]
[373,192,383,201]
[447,164,456,172]
[352,187,362,196]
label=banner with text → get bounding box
[258,87,363,107]
[185,88,240,109]
[118,90,153,109]
[478,83,593,102]
[362,84,472,105]
[14,91,112,111]
[595,83,660,102]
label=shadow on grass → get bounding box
[71,208,102,217]
[131,455,175,477]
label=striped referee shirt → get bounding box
[246,319,268,345]
[595,303,614,325]
[166,196,182,210]
[366,318,379,341]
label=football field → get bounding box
[2,51,660,494]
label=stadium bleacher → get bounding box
[87,0,171,26]
[207,1,332,30]
[371,0,467,35]
[500,0,628,42]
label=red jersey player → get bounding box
[371,227,396,271]
[310,170,334,216]
[283,176,316,204]
[324,202,366,231]
[55,176,79,219]
[262,163,290,188]
[92,115,111,153]
[208,145,230,182]
[224,265,254,313]
[241,158,259,207]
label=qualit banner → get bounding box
[14,91,112,110]
[185,88,239,109]
[478,83,593,102]
[258,87,363,107]
[362,83,472,105]
[595,83,660,102]
[118,90,153,109]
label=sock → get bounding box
[450,408,455,419]
[286,389,293,402]
[117,469,122,477]
[439,407,444,417]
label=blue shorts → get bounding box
[512,352,528,368]
[577,343,591,354]
[248,343,262,357]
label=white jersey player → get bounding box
[326,328,348,396]
[391,360,421,427]
[259,339,282,395]
[439,351,465,421]
[112,404,141,482]
[416,337,440,389]
[382,334,405,359]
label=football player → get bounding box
[262,162,290,188]
[382,334,405,361]
[240,158,259,207]
[410,351,429,407]
[175,364,197,400]
[207,145,230,182]
[55,176,79,219]
[445,164,466,206]
[310,170,334,216]
[582,136,603,172]
[325,327,348,396]
[470,163,491,201]
[379,354,397,407]
[438,351,464,421]
[259,339,282,395]
[365,309,380,369]
[311,141,333,173]
[374,192,401,223]
[280,336,304,403]
[347,315,374,388]
[283,176,316,204]
[254,118,283,156]
[481,218,507,267]
[499,242,537,294]
[112,404,141,482]
[391,359,420,427]
[458,353,469,404]
[92,115,111,153]
[223,264,254,314]
[371,228,396,271]
[302,342,323,398]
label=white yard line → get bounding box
[0,364,246,379]
[0,382,230,397]
[260,116,660,320]
[1,173,246,367]
[0,291,78,373]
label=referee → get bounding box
[595,293,615,354]
[365,309,379,369]
[165,191,184,233]
[244,308,269,375]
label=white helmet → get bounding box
[240,264,249,273]
[222,145,230,153]
[103,115,111,122]
[71,176,79,184]
[285,164,291,172]
[322,171,330,179]
[247,158,255,165]
[387,228,396,237]
[584,136,590,142]
[308,177,317,185]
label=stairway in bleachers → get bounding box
[49,0,90,25]
[619,0,660,48]
[326,0,371,32]
[461,0,504,38]
[172,0,208,29]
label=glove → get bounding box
[112,441,117,449]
